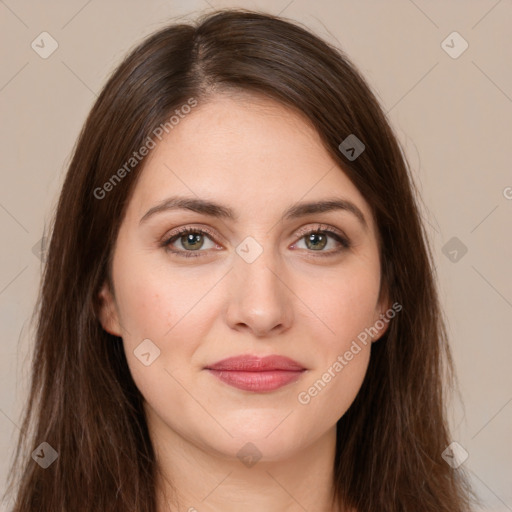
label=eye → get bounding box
[161,226,220,258]
[161,223,351,259]
[291,224,351,257]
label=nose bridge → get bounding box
[225,234,292,335]
[237,237,280,291]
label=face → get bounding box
[98,92,389,462]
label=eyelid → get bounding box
[292,223,347,241]
[161,224,222,246]
[162,223,348,243]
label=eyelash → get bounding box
[161,224,351,259]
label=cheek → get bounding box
[292,261,379,422]
[296,346,371,433]
[306,259,381,349]
[115,273,168,341]
[112,242,207,341]
[115,267,204,422]
[111,250,218,396]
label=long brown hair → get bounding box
[4,8,476,511]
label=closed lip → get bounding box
[204,354,306,372]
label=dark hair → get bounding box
[4,8,476,511]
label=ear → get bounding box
[371,292,392,343]
[97,281,122,337]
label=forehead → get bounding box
[128,93,374,229]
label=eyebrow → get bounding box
[139,195,368,230]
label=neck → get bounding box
[149,413,342,512]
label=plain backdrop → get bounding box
[1,1,511,510]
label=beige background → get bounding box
[1,0,511,510]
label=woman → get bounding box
[4,8,476,512]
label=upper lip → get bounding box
[205,355,306,372]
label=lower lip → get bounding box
[206,369,305,392]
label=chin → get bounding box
[195,419,314,463]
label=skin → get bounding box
[98,92,389,512]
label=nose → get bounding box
[224,244,294,338]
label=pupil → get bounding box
[307,233,326,250]
[184,233,203,250]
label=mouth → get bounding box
[204,354,307,392]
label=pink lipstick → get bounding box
[205,355,306,392]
